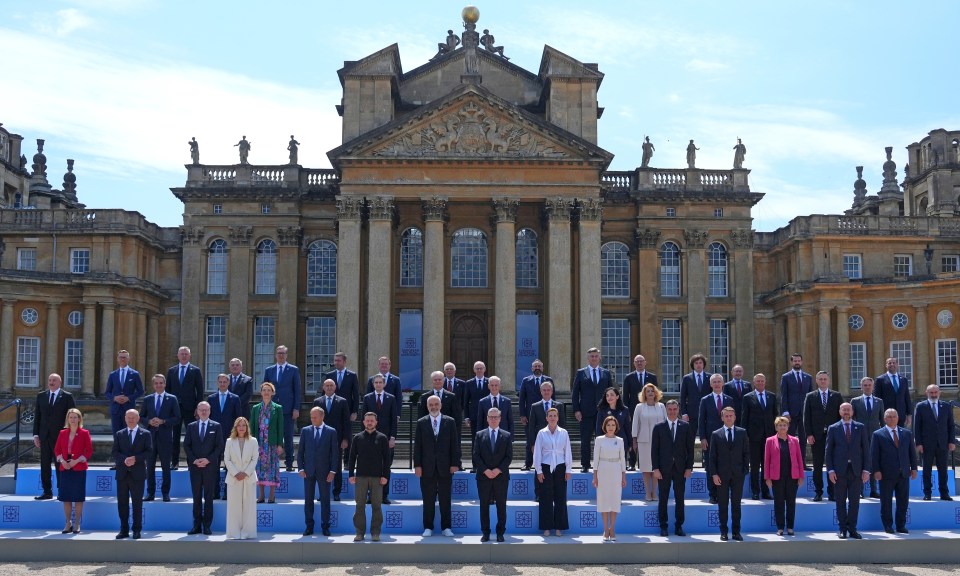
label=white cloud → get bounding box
[685,59,729,73]
[35,8,93,37]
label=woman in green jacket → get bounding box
[251,382,284,503]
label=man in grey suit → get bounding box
[850,376,884,498]
[298,407,339,536]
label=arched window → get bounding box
[659,242,681,297]
[399,227,424,287]
[307,240,337,296]
[708,242,728,297]
[206,239,228,295]
[600,241,630,297]
[451,228,488,288]
[255,239,277,295]
[515,228,538,288]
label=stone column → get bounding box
[635,229,661,359]
[774,314,787,382]
[684,230,709,355]
[422,197,447,379]
[276,226,303,356]
[336,197,364,371]
[798,309,813,365]
[0,300,15,394]
[785,309,798,364]
[545,198,573,391]
[818,307,833,381]
[136,310,147,385]
[731,229,755,369]
[578,198,603,354]
[81,302,97,397]
[100,303,116,396]
[914,304,929,390]
[493,197,518,385]
[228,226,252,359]
[147,314,159,377]
[44,302,60,380]
[180,226,205,351]
[871,308,885,374]
[366,196,395,378]
[835,306,850,395]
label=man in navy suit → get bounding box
[780,353,813,463]
[518,359,553,469]
[723,364,752,426]
[875,357,914,427]
[184,402,225,535]
[419,371,463,430]
[139,374,181,501]
[708,407,750,541]
[441,362,466,400]
[32,373,76,499]
[478,376,513,435]
[313,379,351,500]
[912,384,956,500]
[872,408,918,533]
[803,371,844,501]
[366,356,403,420]
[825,403,870,539]
[622,354,657,469]
[651,400,695,536]
[572,347,613,472]
[473,407,512,542]
[208,373,242,498]
[322,351,359,476]
[361,374,399,503]
[264,345,302,470]
[740,373,778,500]
[167,346,205,469]
[298,406,339,536]
[105,349,144,433]
[527,381,566,463]
[699,374,734,504]
[227,357,254,422]
[679,353,711,439]
[415,395,462,537]
[463,361,491,450]
[113,409,152,539]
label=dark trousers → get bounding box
[283,413,295,468]
[748,440,767,496]
[333,447,345,496]
[382,447,395,499]
[788,417,807,463]
[38,434,59,494]
[771,477,799,530]
[810,435,832,497]
[834,464,863,531]
[879,473,910,530]
[420,474,453,530]
[579,415,596,469]
[172,406,196,465]
[704,445,717,500]
[145,432,172,496]
[658,469,686,529]
[116,474,145,533]
[716,473,744,534]
[537,464,569,530]
[304,475,332,529]
[921,448,950,496]
[478,476,508,536]
[189,464,218,529]
[525,434,535,468]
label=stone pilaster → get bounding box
[635,228,660,357]
[81,302,97,396]
[871,308,885,374]
[914,304,929,390]
[731,229,755,370]
[785,309,798,364]
[545,198,572,391]
[99,303,116,396]
[366,196,395,377]
[44,302,60,381]
[276,225,302,357]
[0,300,15,394]
[835,306,850,395]
[818,307,833,380]
[136,310,147,387]
[798,310,813,366]
[147,314,159,378]
[422,197,448,381]
[578,198,603,357]
[336,197,363,371]
[228,226,251,360]
[684,229,708,355]
[180,226,204,351]
[493,197,518,385]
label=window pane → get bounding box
[660,319,682,393]
[515,229,538,288]
[63,339,83,389]
[708,242,727,297]
[205,316,226,389]
[305,316,336,394]
[207,239,228,294]
[890,341,913,386]
[255,239,277,295]
[253,317,276,383]
[849,343,866,390]
[601,318,630,383]
[307,240,338,296]
[17,248,36,271]
[893,255,912,277]
[936,340,958,388]
[451,228,487,288]
[71,249,90,274]
[601,242,630,297]
[709,319,728,376]
[16,337,40,387]
[659,242,681,297]
[400,228,424,287]
[843,255,862,279]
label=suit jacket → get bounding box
[779,370,813,420]
[871,426,918,478]
[365,373,403,418]
[763,435,804,480]
[440,377,466,404]
[112,426,152,481]
[698,393,735,440]
[418,389,462,430]
[802,389,844,438]
[650,419,695,475]
[414,414,462,477]
[707,426,750,479]
[55,428,93,472]
[297,424,338,478]
[33,389,76,441]
[228,373,254,420]
[528,399,566,438]
[463,376,490,424]
[679,371,711,423]
[266,363,303,416]
[913,400,957,451]
[572,366,613,418]
[478,394,513,434]
[473,427,512,478]
[208,390,242,432]
[622,370,658,414]
[166,363,205,412]
[361,391,399,439]
[740,390,778,443]
[851,395,885,435]
[313,394,351,446]
[723,379,753,424]
[518,375,554,418]
[874,372,913,425]
[224,437,259,485]
[321,368,358,416]
[184,419,225,465]
[105,367,144,416]
[139,392,182,441]
[250,402,284,447]
[825,420,871,474]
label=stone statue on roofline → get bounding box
[188,137,199,165]
[234,136,251,165]
[732,138,746,169]
[640,136,655,168]
[686,139,699,169]
[288,135,300,165]
[433,30,461,60]
[480,29,508,60]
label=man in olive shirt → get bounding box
[348,412,390,542]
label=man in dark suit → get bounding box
[184,402,225,535]
[227,357,254,423]
[462,361,491,449]
[875,357,914,427]
[415,395,462,537]
[208,373,242,499]
[622,354,657,470]
[478,376,513,435]
[802,370,844,501]
[740,373,778,500]
[780,353,813,463]
[651,399,695,536]
[708,407,750,541]
[298,406,339,536]
[365,356,403,421]
[139,373,181,501]
[572,347,613,472]
[518,359,553,469]
[679,353,711,439]
[361,374,399,503]
[913,384,956,500]
[723,364,752,426]
[699,374,734,504]
[527,381,566,463]
[441,362,466,399]
[166,346,204,469]
[851,376,884,498]
[872,408,918,533]
[473,407,512,542]
[825,403,871,539]
[113,409,152,539]
[32,373,76,499]
[105,349,144,433]
[321,351,358,421]
[313,378,351,500]
[419,370,463,431]
[265,345,302,471]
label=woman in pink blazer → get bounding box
[764,416,804,536]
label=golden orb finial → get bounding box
[462,5,480,24]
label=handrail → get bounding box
[0,399,31,481]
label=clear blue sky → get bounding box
[2,0,958,230]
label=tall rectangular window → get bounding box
[936,339,958,388]
[849,342,867,390]
[63,339,83,389]
[893,255,912,277]
[600,318,631,383]
[305,316,336,393]
[843,254,862,279]
[253,317,276,384]
[17,248,36,271]
[70,248,90,274]
[205,316,226,390]
[942,255,959,273]
[708,319,729,376]
[660,319,682,393]
[16,337,40,387]
[890,341,913,387]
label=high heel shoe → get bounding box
[257,498,265,504]
[72,517,82,534]
[61,524,73,534]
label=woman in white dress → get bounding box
[224,417,259,539]
[631,383,667,501]
[592,415,626,541]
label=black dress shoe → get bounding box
[761,492,773,500]
[812,494,823,502]
[109,466,117,471]
[322,528,331,536]
[115,532,129,539]
[520,465,531,471]
[34,494,53,500]
[709,497,718,504]
[838,530,847,539]
[163,495,171,502]
[132,532,141,540]
[719,533,728,541]
[942,495,954,501]
[171,465,179,470]
[923,494,932,501]
[849,530,862,539]
[827,495,835,502]
[333,494,341,501]
[751,493,760,500]
[481,533,490,542]
[884,527,895,534]
[143,495,155,502]
[581,467,589,473]
[303,528,314,536]
[383,498,392,505]
[675,527,686,537]
[286,466,295,472]
[870,492,881,499]
[203,527,213,535]
[659,528,668,536]
[732,532,743,541]
[496,534,505,542]
[188,526,202,535]
[896,527,909,534]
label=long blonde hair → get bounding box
[230,417,252,439]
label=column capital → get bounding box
[367,196,395,221]
[544,197,572,222]
[730,228,754,249]
[577,198,603,221]
[491,197,519,223]
[912,303,929,312]
[46,301,61,310]
[422,196,448,222]
[276,226,302,247]
[834,305,852,314]
[635,227,661,249]
[683,229,708,249]
[336,195,364,221]
[182,226,205,245]
[229,225,253,246]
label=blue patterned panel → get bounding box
[452,511,468,529]
[644,510,659,527]
[707,510,719,528]
[515,510,533,529]
[386,511,403,529]
[257,510,274,528]
[95,475,113,493]
[3,505,20,523]
[392,477,408,495]
[579,510,597,529]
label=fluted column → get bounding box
[228,226,252,359]
[366,196,395,378]
[493,197,518,384]
[818,307,833,380]
[0,300,15,394]
[99,303,116,396]
[871,308,885,374]
[836,306,850,395]
[422,197,448,379]
[44,302,60,380]
[180,226,205,351]
[147,314,159,377]
[684,230,709,355]
[276,225,302,355]
[545,198,572,392]
[81,303,97,396]
[578,198,603,354]
[914,304,929,390]
[336,197,364,370]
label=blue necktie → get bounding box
[179,365,186,384]
[326,397,332,413]
[220,394,225,412]
[155,394,162,416]
[491,429,497,451]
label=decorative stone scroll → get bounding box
[228,226,253,246]
[577,198,603,221]
[182,226,205,245]
[730,228,754,249]
[683,229,708,249]
[276,226,302,247]
[544,197,572,222]
[492,197,519,223]
[336,196,364,221]
[422,197,448,222]
[635,228,661,249]
[367,196,395,221]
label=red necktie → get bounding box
[377,394,383,409]
[892,428,900,448]
[845,423,851,442]
[716,394,722,414]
